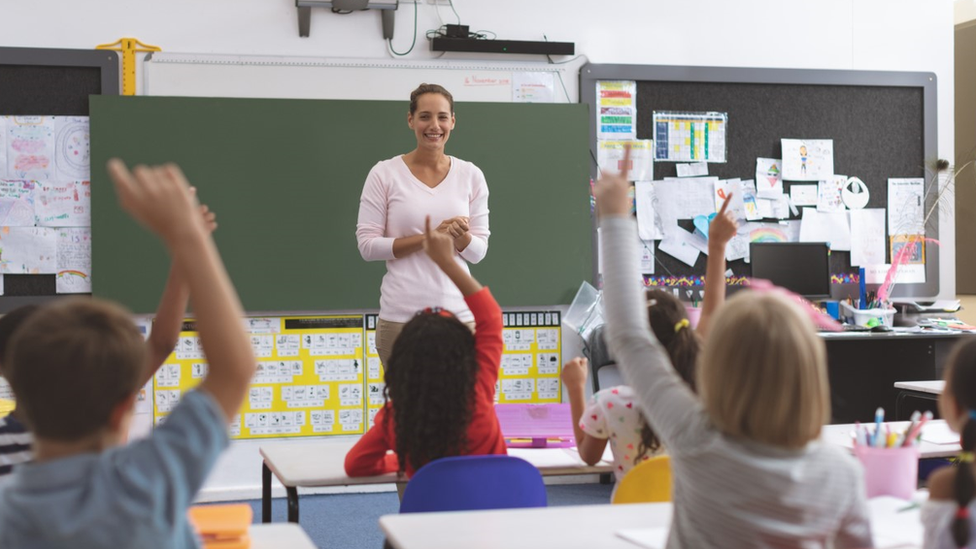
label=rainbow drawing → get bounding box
[57,270,88,280]
[748,227,791,243]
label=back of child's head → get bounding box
[0,304,40,375]
[5,298,146,441]
[698,291,828,449]
[942,339,976,547]
[384,309,477,473]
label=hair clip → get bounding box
[416,306,455,319]
[957,506,971,519]
[674,319,690,333]
[960,451,975,464]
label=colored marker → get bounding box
[872,407,885,447]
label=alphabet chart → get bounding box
[498,311,562,403]
[153,315,366,439]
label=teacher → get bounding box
[356,83,490,366]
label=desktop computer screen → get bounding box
[749,242,831,300]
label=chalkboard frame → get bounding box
[580,63,939,299]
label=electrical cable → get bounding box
[447,0,461,24]
[388,0,418,57]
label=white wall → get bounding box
[958,0,976,24]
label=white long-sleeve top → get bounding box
[356,155,489,323]
[600,215,872,549]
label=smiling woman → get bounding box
[355,83,491,366]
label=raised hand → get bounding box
[593,146,632,217]
[107,159,205,244]
[437,216,469,239]
[189,187,218,234]
[423,215,457,268]
[709,193,738,248]
[560,357,589,390]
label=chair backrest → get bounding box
[399,455,547,513]
[611,455,672,504]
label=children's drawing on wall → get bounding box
[740,179,762,221]
[35,180,91,227]
[817,175,847,213]
[597,139,653,181]
[755,158,783,198]
[781,139,834,181]
[54,117,90,182]
[887,178,925,236]
[6,116,54,180]
[890,234,925,265]
[0,226,57,274]
[0,179,35,227]
[596,81,637,140]
[634,181,664,240]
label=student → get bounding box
[345,215,504,477]
[593,150,871,548]
[0,160,256,549]
[561,197,736,482]
[922,338,976,549]
[0,202,213,478]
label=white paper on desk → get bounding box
[676,162,708,177]
[655,178,717,230]
[0,179,35,227]
[6,116,54,180]
[54,116,90,181]
[56,227,91,294]
[921,421,960,445]
[790,184,818,207]
[755,157,784,198]
[598,140,653,181]
[639,238,655,274]
[781,138,834,181]
[635,181,664,241]
[508,447,583,468]
[616,528,669,549]
[713,178,746,222]
[869,496,923,549]
[659,228,702,266]
[800,208,851,251]
[0,226,56,274]
[863,263,926,284]
[817,175,847,213]
[35,180,90,227]
[888,178,925,236]
[850,209,887,266]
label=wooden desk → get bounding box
[379,496,924,549]
[251,523,317,549]
[822,419,959,458]
[260,439,613,523]
[894,380,945,420]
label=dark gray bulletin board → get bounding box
[0,47,119,312]
[580,64,939,299]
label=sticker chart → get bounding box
[497,311,562,404]
[153,316,366,439]
[653,111,727,163]
[364,314,386,426]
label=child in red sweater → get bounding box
[345,216,505,477]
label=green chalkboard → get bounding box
[89,96,591,314]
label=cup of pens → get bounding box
[852,409,930,500]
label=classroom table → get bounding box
[821,419,959,458]
[894,380,945,420]
[250,523,317,549]
[378,496,924,549]
[260,439,614,523]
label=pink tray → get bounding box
[495,403,575,448]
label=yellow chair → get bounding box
[0,398,15,419]
[611,454,672,504]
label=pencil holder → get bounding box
[684,305,702,328]
[853,444,919,500]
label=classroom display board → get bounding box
[497,311,562,403]
[580,64,939,299]
[89,96,591,313]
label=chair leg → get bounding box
[287,486,299,523]
[262,462,272,523]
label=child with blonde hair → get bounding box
[592,149,871,548]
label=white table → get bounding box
[822,419,959,458]
[260,439,613,522]
[894,380,944,420]
[379,496,925,549]
[251,523,316,548]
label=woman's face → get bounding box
[408,93,455,151]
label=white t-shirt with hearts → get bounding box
[579,385,662,481]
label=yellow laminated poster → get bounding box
[364,314,386,427]
[497,310,562,404]
[153,315,366,439]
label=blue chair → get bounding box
[399,455,548,513]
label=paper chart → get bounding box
[653,111,727,163]
[498,311,562,403]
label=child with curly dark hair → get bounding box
[345,215,505,477]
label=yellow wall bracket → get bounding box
[96,38,161,96]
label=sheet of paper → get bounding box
[635,181,664,241]
[0,117,6,179]
[0,179,35,226]
[616,528,670,549]
[799,208,851,251]
[54,116,90,181]
[740,221,802,245]
[781,138,834,181]
[817,175,847,212]
[920,421,959,444]
[6,116,54,180]
[863,263,926,284]
[790,184,818,206]
[56,227,91,293]
[512,72,555,103]
[755,158,783,198]
[888,178,925,236]
[868,496,923,549]
[713,178,745,222]
[597,81,637,140]
[639,238,655,274]
[659,228,702,267]
[757,196,790,219]
[507,447,583,468]
[850,209,887,267]
[655,177,718,230]
[598,140,653,181]
[741,179,762,221]
[653,111,727,163]
[676,162,708,177]
[726,234,750,262]
[35,180,91,227]
[0,226,57,274]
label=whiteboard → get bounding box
[142,52,581,103]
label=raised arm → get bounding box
[108,160,256,423]
[698,194,737,338]
[560,357,607,465]
[423,215,482,296]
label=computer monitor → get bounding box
[749,242,831,300]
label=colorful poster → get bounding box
[35,180,91,227]
[597,140,653,181]
[817,175,847,213]
[6,116,54,180]
[56,227,91,293]
[0,226,57,273]
[596,81,637,140]
[652,111,727,163]
[498,311,562,403]
[755,158,783,198]
[781,138,834,181]
[0,180,35,226]
[54,116,90,181]
[364,314,386,427]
